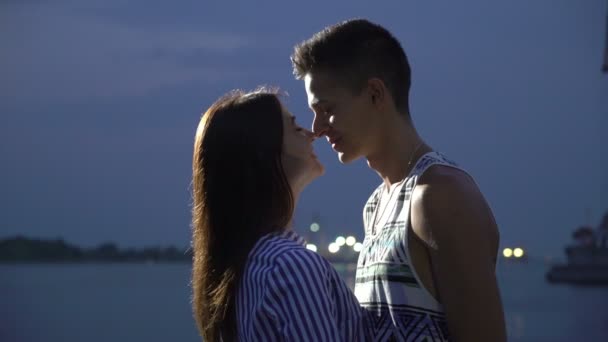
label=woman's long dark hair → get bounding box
[191,89,294,341]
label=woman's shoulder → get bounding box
[253,231,331,273]
[275,243,328,268]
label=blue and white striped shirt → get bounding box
[236,230,368,341]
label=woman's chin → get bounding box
[299,162,324,188]
[311,159,325,178]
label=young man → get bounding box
[291,19,507,341]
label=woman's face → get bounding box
[281,107,324,191]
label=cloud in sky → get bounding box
[0,1,258,102]
[1,0,606,255]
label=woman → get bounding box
[191,88,368,341]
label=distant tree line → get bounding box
[0,236,192,263]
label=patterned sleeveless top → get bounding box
[354,151,463,341]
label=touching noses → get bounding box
[302,128,316,143]
[311,113,329,138]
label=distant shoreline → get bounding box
[0,260,192,265]
[0,235,361,264]
[0,236,192,264]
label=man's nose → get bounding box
[311,114,328,138]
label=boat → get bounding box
[546,211,608,285]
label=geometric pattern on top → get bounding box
[355,152,461,342]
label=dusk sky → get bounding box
[1,0,606,257]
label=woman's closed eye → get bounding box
[291,116,304,132]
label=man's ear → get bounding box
[367,78,386,107]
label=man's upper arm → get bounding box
[412,168,506,341]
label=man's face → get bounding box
[304,71,374,164]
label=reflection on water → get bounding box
[0,261,606,341]
[506,313,526,341]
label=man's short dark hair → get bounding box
[291,19,411,114]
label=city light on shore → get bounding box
[306,244,317,252]
[346,236,356,246]
[336,236,346,246]
[310,223,320,232]
[503,247,526,259]
[328,242,339,254]
[353,242,363,252]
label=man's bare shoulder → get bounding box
[414,164,479,203]
[410,164,499,253]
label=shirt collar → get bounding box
[277,229,306,246]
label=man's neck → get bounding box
[366,115,429,189]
